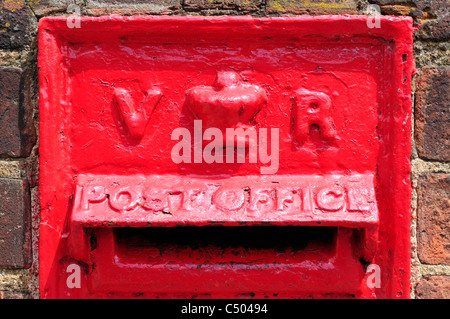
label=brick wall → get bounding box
[0,0,448,299]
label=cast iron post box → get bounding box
[38,16,414,298]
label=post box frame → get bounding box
[38,16,414,299]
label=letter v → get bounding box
[114,87,162,140]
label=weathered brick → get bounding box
[184,0,263,14]
[0,66,35,158]
[0,290,31,299]
[0,0,36,49]
[32,0,75,16]
[416,276,450,299]
[0,178,31,268]
[417,174,450,265]
[86,0,180,15]
[267,0,357,15]
[414,66,450,162]
[368,0,449,40]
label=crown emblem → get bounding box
[185,71,267,132]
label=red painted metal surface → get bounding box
[38,16,414,299]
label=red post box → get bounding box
[38,16,414,298]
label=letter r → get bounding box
[293,88,337,143]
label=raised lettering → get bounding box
[248,188,275,215]
[142,188,169,212]
[316,187,345,212]
[80,185,107,210]
[109,187,139,212]
[212,187,245,211]
[276,188,301,212]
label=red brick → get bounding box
[368,0,449,40]
[32,0,73,16]
[267,0,357,15]
[184,0,263,14]
[0,1,36,49]
[86,0,180,15]
[414,66,450,161]
[417,174,450,265]
[0,178,31,268]
[0,291,31,299]
[416,276,450,299]
[0,67,36,157]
